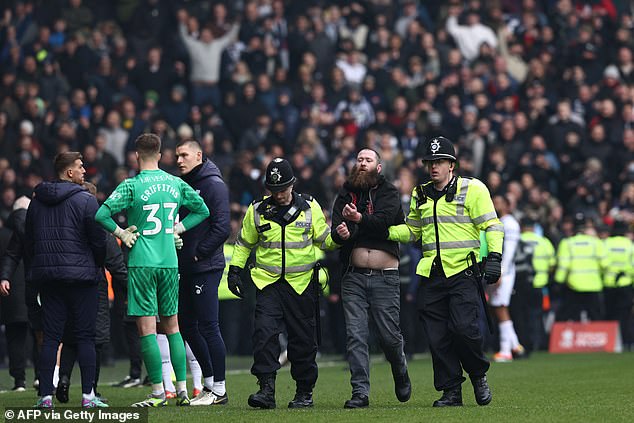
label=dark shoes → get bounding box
[344,394,369,409]
[393,369,412,402]
[248,374,276,409]
[471,375,492,406]
[56,375,70,403]
[432,387,463,407]
[288,391,313,408]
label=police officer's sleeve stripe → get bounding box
[315,227,329,242]
[236,234,256,248]
[406,218,422,227]
[472,212,498,225]
[486,224,505,232]
[421,240,480,252]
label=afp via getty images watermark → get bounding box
[4,408,148,423]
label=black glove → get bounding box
[227,265,245,299]
[483,252,502,284]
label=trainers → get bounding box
[192,388,201,398]
[82,397,109,408]
[113,376,142,388]
[35,397,53,408]
[165,391,177,399]
[131,394,167,407]
[190,388,228,406]
[12,383,26,392]
[176,391,191,406]
[493,352,513,362]
[512,344,527,359]
[33,379,40,389]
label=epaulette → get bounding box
[299,193,313,202]
[297,193,312,210]
[445,176,458,202]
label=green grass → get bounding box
[1,352,633,422]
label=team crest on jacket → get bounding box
[430,139,440,153]
[270,167,282,183]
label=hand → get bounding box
[113,225,140,248]
[174,232,183,250]
[173,222,186,235]
[336,222,350,240]
[0,280,10,296]
[342,203,361,223]
[227,265,245,299]
[484,252,502,285]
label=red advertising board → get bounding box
[549,321,622,353]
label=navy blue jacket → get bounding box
[25,181,106,284]
[178,159,230,274]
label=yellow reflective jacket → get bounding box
[603,235,634,288]
[555,233,607,292]
[518,231,556,288]
[218,243,240,300]
[388,176,504,277]
[230,193,339,294]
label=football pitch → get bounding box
[1,352,632,422]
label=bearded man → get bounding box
[331,148,411,409]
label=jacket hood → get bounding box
[33,181,87,205]
[183,159,223,184]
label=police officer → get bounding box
[387,136,503,407]
[554,214,607,321]
[227,158,340,409]
[602,220,633,348]
[512,217,556,353]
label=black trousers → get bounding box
[124,321,142,379]
[418,270,490,392]
[5,322,29,385]
[251,281,318,391]
[59,343,105,391]
[604,286,634,347]
[511,283,546,353]
[556,288,601,322]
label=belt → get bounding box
[348,266,398,276]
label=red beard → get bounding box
[347,166,380,191]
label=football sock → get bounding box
[140,334,163,385]
[167,332,187,386]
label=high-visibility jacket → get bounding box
[388,176,504,277]
[218,243,239,300]
[603,235,634,288]
[554,233,607,292]
[518,231,556,288]
[230,193,339,295]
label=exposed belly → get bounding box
[350,247,398,269]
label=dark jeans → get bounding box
[59,343,105,391]
[342,269,407,397]
[251,281,317,391]
[5,322,28,385]
[179,269,227,382]
[418,270,490,392]
[39,281,97,396]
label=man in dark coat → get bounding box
[175,139,231,405]
[25,152,106,408]
[0,196,33,391]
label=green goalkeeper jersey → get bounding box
[96,169,209,268]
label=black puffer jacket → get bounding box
[178,159,230,274]
[331,175,404,268]
[0,208,27,323]
[25,181,106,283]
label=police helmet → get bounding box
[422,136,457,163]
[265,158,296,192]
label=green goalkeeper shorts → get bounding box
[128,267,179,317]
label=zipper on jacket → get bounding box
[432,197,442,270]
[281,222,286,281]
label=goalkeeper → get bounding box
[96,133,209,407]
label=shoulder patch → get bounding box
[299,193,313,202]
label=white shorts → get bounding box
[487,274,515,307]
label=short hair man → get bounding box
[95,133,209,407]
[174,139,231,405]
[26,152,107,408]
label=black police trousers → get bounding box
[251,280,318,391]
[417,269,490,391]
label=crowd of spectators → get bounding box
[0,0,634,357]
